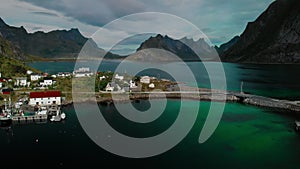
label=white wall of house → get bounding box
[115,74,124,80]
[16,78,27,87]
[31,75,42,81]
[40,80,54,86]
[100,76,106,81]
[29,97,61,106]
[149,83,155,88]
[130,80,137,88]
[140,76,150,84]
[74,72,93,78]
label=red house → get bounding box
[29,91,61,106]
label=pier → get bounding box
[11,114,48,124]
[233,92,300,112]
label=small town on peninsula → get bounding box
[0,66,182,126]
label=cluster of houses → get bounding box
[0,67,94,92]
[102,74,157,93]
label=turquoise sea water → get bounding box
[1,61,296,168]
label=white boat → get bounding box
[0,98,12,124]
[49,105,66,122]
[36,106,48,115]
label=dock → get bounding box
[232,92,300,112]
[11,114,48,124]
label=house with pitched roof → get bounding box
[29,91,61,106]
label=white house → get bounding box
[26,70,33,75]
[149,83,155,89]
[15,77,28,87]
[140,76,151,84]
[57,72,72,78]
[40,79,55,86]
[29,91,61,106]
[105,82,121,92]
[129,80,137,88]
[30,74,42,81]
[73,67,93,78]
[99,76,106,81]
[114,74,124,81]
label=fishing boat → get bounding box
[0,98,12,125]
[48,105,66,122]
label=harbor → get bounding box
[0,91,66,127]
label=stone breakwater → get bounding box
[65,90,300,113]
[66,90,238,105]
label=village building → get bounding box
[105,82,121,92]
[30,74,42,81]
[149,83,155,89]
[15,77,29,87]
[129,80,137,88]
[26,70,33,75]
[57,72,72,78]
[99,76,106,81]
[29,91,61,106]
[140,76,151,84]
[73,67,93,77]
[40,79,55,86]
[2,88,13,95]
[114,74,124,81]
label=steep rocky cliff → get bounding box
[222,0,300,63]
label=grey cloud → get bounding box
[17,0,274,45]
[31,11,59,17]
[18,0,146,26]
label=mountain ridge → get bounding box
[0,18,87,58]
[136,34,219,61]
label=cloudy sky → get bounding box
[0,0,274,52]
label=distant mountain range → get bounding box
[221,0,300,63]
[135,34,218,61]
[0,18,87,59]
